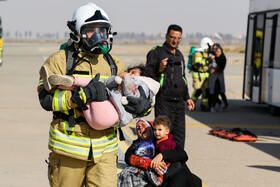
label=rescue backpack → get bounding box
[187,46,196,70]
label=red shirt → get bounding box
[155,133,176,154]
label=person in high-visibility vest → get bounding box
[0,18,2,66]
[0,38,3,66]
[37,3,151,187]
[253,30,263,86]
[191,37,213,111]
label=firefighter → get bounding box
[0,17,3,66]
[191,37,213,111]
[37,3,151,186]
[0,37,2,66]
[253,30,263,86]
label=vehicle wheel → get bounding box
[269,105,278,115]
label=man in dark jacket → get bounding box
[145,24,195,149]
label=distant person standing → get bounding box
[145,24,195,149]
[208,46,228,112]
[190,37,213,111]
[212,43,221,52]
[0,17,3,66]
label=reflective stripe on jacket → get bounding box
[191,72,209,79]
[191,51,210,79]
[49,123,118,161]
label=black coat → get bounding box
[215,53,226,71]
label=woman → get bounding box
[118,119,202,187]
[208,46,228,112]
[118,119,163,187]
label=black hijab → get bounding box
[215,47,226,70]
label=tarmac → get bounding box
[0,43,279,187]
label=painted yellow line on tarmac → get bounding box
[186,123,280,129]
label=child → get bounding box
[153,115,176,153]
[152,115,176,184]
[118,119,164,187]
[39,64,160,130]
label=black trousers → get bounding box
[209,79,228,108]
[155,99,186,149]
[162,166,202,187]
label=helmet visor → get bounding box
[82,27,108,48]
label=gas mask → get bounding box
[81,26,110,54]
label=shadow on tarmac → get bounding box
[247,165,280,173]
[245,141,280,161]
[185,99,280,160]
[185,99,280,127]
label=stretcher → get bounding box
[209,128,257,142]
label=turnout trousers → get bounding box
[191,77,209,110]
[47,150,118,187]
[155,99,186,149]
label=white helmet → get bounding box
[200,37,213,50]
[67,2,114,53]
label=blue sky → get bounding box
[0,0,250,35]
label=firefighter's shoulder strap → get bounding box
[63,43,118,76]
[65,44,78,75]
[103,52,117,76]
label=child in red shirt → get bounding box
[153,115,176,184]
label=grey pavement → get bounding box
[0,43,279,187]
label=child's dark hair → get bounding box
[153,115,171,130]
[127,63,147,76]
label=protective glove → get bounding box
[124,86,152,117]
[129,155,151,170]
[71,73,108,110]
[193,63,203,72]
[203,65,209,72]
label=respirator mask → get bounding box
[81,26,110,54]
